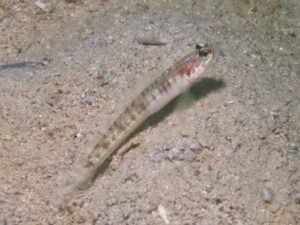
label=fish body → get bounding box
[56,44,214,204]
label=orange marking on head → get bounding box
[178,62,194,77]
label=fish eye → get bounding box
[199,51,209,57]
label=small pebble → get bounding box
[46,97,55,107]
[294,193,300,204]
[262,187,274,203]
[190,208,204,218]
[179,131,190,138]
[34,0,50,12]
[286,142,298,154]
[81,97,93,106]
[149,153,162,163]
[106,197,117,207]
[282,186,296,196]
[189,142,201,150]
[166,147,183,160]
[122,209,130,220]
[183,150,197,162]
[75,133,81,138]
[4,135,12,141]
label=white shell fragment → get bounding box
[34,0,49,12]
[262,187,274,203]
[137,32,168,46]
[158,204,170,224]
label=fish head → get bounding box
[179,44,214,84]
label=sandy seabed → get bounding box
[0,0,299,224]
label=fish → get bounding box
[54,44,214,207]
